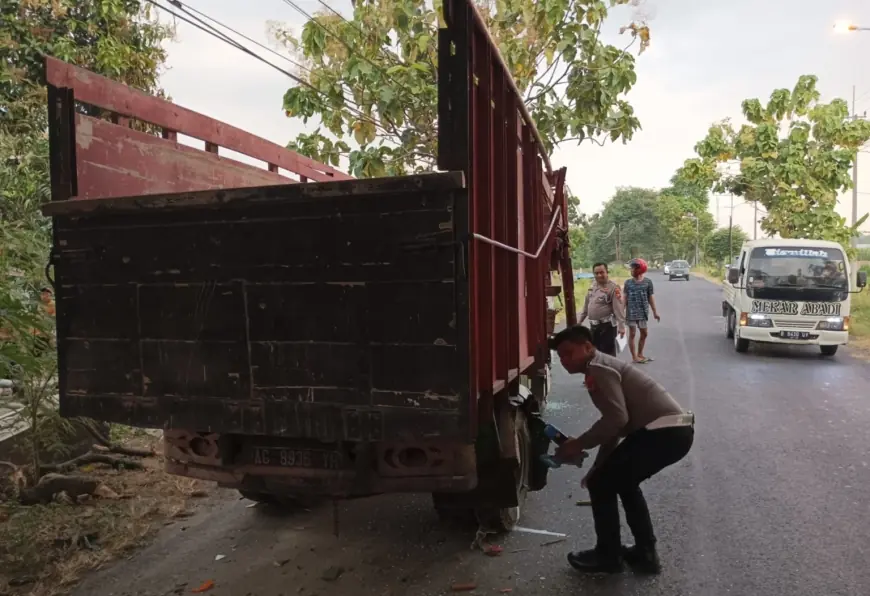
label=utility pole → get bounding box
[728,194,734,264]
[715,194,720,227]
[754,202,758,240]
[852,86,859,248]
[615,222,621,263]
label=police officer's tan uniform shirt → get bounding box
[581,281,626,332]
[575,351,683,462]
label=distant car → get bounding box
[669,260,690,281]
[663,262,672,275]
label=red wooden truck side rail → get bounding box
[44,56,351,206]
[438,0,577,428]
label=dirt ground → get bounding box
[0,433,216,596]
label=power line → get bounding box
[170,0,312,75]
[145,0,390,136]
[168,0,393,135]
[312,0,405,67]
[280,0,419,103]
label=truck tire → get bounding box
[733,326,749,353]
[820,345,838,356]
[685,275,690,281]
[669,276,674,281]
[725,309,735,339]
[475,411,531,533]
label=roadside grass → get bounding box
[553,268,628,326]
[849,290,870,355]
[0,431,214,596]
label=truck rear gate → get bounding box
[42,0,576,508]
[45,173,477,494]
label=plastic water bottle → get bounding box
[539,424,587,469]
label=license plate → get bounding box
[251,447,343,470]
[780,331,811,340]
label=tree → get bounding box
[704,225,748,265]
[654,192,714,261]
[0,0,172,485]
[274,0,650,177]
[584,187,661,264]
[678,75,870,256]
[567,226,587,268]
[567,189,583,227]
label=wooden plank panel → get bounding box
[52,182,471,441]
[516,118,529,365]
[44,172,465,219]
[46,57,349,183]
[364,282,457,345]
[505,101,520,378]
[371,345,461,395]
[253,387,371,407]
[75,115,292,200]
[141,341,251,399]
[250,343,366,390]
[138,283,247,342]
[61,394,463,441]
[57,284,136,339]
[492,68,510,386]
[54,204,456,284]
[246,282,456,345]
[65,339,140,396]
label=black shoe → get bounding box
[567,549,624,574]
[621,544,662,574]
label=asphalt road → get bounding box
[73,275,870,596]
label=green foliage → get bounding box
[567,226,586,268]
[678,75,870,257]
[274,0,650,177]
[654,192,714,261]
[581,185,714,266]
[0,0,171,101]
[703,225,748,265]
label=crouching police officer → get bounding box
[578,263,625,356]
[549,325,695,575]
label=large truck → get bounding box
[723,239,867,356]
[40,0,577,531]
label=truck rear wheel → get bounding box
[725,309,735,339]
[474,411,531,533]
[820,345,838,356]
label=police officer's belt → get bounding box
[645,411,695,431]
[589,316,615,326]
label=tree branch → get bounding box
[40,452,144,474]
[527,63,571,104]
[76,420,155,457]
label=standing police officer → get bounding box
[578,263,626,356]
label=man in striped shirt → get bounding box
[623,258,660,363]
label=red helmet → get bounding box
[628,258,648,275]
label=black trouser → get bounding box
[591,322,618,356]
[586,426,694,556]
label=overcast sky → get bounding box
[155,0,870,237]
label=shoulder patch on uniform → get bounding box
[589,361,622,382]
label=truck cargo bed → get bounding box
[46,173,472,443]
